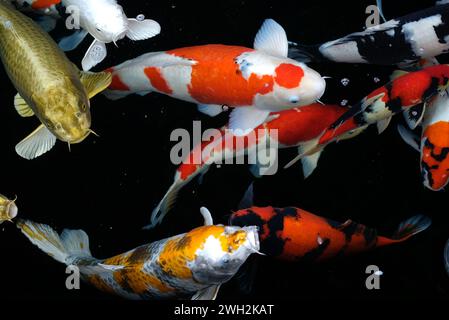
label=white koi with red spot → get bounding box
[104,19,326,135]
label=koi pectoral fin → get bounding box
[14,93,34,117]
[58,30,89,52]
[82,40,107,71]
[198,104,226,117]
[16,124,57,160]
[127,18,161,41]
[228,108,270,136]
[192,285,221,301]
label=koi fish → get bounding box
[0,194,18,224]
[319,64,449,145]
[0,1,112,160]
[10,0,62,31]
[148,103,367,229]
[17,208,261,300]
[230,206,431,261]
[290,4,449,66]
[58,0,161,71]
[398,91,449,191]
[104,19,327,135]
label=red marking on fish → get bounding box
[144,67,173,95]
[167,45,274,106]
[274,63,304,89]
[31,0,60,9]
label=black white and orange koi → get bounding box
[319,64,449,145]
[230,206,431,261]
[148,103,367,229]
[290,3,449,66]
[398,91,449,191]
[17,208,260,300]
[104,19,326,135]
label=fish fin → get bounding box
[146,181,184,230]
[445,239,449,276]
[79,71,113,99]
[36,15,57,32]
[301,150,322,179]
[82,40,107,71]
[437,0,449,5]
[228,108,270,136]
[253,19,288,57]
[14,93,34,117]
[200,207,214,226]
[337,125,368,141]
[60,228,92,258]
[80,264,124,277]
[284,138,320,169]
[103,89,132,101]
[233,256,259,294]
[192,285,221,301]
[198,104,225,117]
[238,183,254,209]
[376,0,387,23]
[377,116,392,134]
[390,70,409,81]
[391,215,431,241]
[397,124,420,152]
[97,264,125,271]
[337,219,354,230]
[17,219,68,264]
[126,18,161,41]
[16,124,57,160]
[403,103,426,130]
[58,30,88,52]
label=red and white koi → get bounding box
[148,104,367,229]
[17,208,260,300]
[104,19,327,135]
[319,64,449,146]
[398,91,449,191]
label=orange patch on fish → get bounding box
[168,45,274,105]
[158,226,243,279]
[274,63,304,89]
[31,0,60,9]
[144,67,173,94]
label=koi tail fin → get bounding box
[288,42,322,63]
[17,219,92,265]
[145,181,183,230]
[391,215,432,241]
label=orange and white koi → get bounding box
[398,91,449,191]
[230,206,431,261]
[104,19,326,135]
[0,194,18,224]
[320,64,449,145]
[148,103,367,229]
[17,208,260,300]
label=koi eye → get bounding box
[75,112,82,118]
[96,27,102,32]
[289,96,300,104]
[81,105,87,111]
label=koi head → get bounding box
[39,84,91,144]
[260,62,325,111]
[87,4,128,43]
[0,195,18,223]
[188,225,260,284]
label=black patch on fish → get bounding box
[423,78,441,101]
[386,97,403,113]
[230,210,265,229]
[330,101,363,129]
[299,238,331,262]
[325,218,342,229]
[127,245,152,265]
[339,221,359,243]
[363,227,378,248]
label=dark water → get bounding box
[1,0,448,303]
